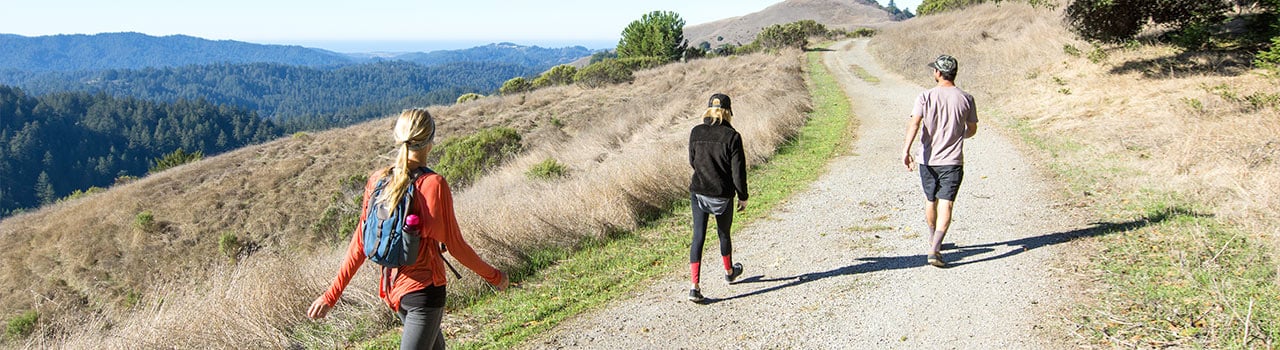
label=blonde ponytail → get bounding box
[377,108,436,216]
[702,107,732,125]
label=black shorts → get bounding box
[920,165,964,202]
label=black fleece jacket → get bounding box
[688,118,748,201]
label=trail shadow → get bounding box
[1108,49,1254,79]
[804,47,835,52]
[698,207,1209,304]
[947,206,1209,268]
[700,247,993,304]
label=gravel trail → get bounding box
[521,39,1084,349]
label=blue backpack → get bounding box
[362,167,431,268]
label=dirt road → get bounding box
[520,39,1085,349]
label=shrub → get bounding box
[434,127,522,187]
[849,28,877,38]
[57,186,105,203]
[539,65,578,86]
[757,23,809,49]
[292,131,309,139]
[218,231,241,259]
[918,0,984,15]
[574,60,634,88]
[149,148,203,174]
[499,77,532,95]
[456,93,484,104]
[526,158,569,180]
[114,175,138,185]
[1256,36,1280,71]
[617,11,686,62]
[134,211,155,231]
[5,310,37,340]
[1087,45,1108,63]
[1063,44,1082,57]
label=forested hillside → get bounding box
[0,32,353,71]
[0,86,279,216]
[0,60,541,130]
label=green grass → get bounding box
[1000,114,1280,348]
[848,64,880,84]
[349,49,856,349]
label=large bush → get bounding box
[574,60,634,88]
[538,65,578,87]
[1065,0,1230,42]
[917,0,984,15]
[617,11,686,63]
[455,93,484,104]
[433,127,522,188]
[499,77,532,95]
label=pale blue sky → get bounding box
[0,0,920,52]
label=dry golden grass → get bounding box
[0,51,809,347]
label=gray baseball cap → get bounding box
[927,55,958,73]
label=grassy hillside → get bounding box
[0,50,809,348]
[871,3,1279,347]
[684,0,895,47]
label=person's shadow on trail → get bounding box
[696,208,1206,305]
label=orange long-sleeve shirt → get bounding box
[321,170,503,311]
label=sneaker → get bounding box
[927,253,947,268]
[688,288,705,302]
[725,263,744,283]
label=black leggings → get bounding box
[690,202,734,264]
[398,286,447,350]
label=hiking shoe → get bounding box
[927,253,947,268]
[688,288,705,303]
[726,263,744,283]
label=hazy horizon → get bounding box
[262,38,619,54]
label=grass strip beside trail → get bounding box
[1002,114,1280,348]
[404,50,854,350]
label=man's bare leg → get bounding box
[930,199,955,254]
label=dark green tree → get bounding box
[35,172,54,205]
[617,11,687,62]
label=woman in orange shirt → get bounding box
[307,108,509,350]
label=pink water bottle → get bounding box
[405,214,421,231]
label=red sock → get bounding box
[690,262,701,284]
[722,255,733,271]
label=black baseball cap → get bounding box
[708,93,732,112]
[927,55,958,73]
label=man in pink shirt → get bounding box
[901,55,978,268]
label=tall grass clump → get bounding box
[873,3,1280,348]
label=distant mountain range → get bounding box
[0,32,595,72]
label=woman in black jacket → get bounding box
[686,93,748,303]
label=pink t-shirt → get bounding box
[911,86,977,166]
